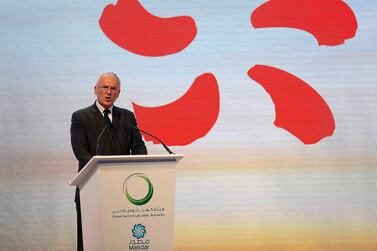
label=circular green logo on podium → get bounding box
[123,173,153,205]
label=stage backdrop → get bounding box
[0,1,376,250]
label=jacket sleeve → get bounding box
[70,111,93,169]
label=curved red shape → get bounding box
[132,73,220,146]
[248,65,335,144]
[99,0,197,56]
[251,0,357,46]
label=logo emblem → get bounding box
[123,173,153,205]
[132,224,146,239]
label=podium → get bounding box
[70,154,183,251]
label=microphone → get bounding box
[96,120,111,155]
[125,123,175,155]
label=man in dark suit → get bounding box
[70,72,147,251]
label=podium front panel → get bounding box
[79,157,178,251]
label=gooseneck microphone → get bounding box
[96,120,111,155]
[125,123,175,155]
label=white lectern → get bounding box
[70,154,183,251]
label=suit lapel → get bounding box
[90,103,106,134]
[112,106,126,152]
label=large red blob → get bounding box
[251,0,358,46]
[99,0,197,56]
[248,65,335,144]
[132,73,220,146]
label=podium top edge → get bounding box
[69,154,184,186]
[91,154,183,161]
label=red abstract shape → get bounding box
[251,0,358,46]
[248,65,335,144]
[99,0,197,56]
[132,73,220,146]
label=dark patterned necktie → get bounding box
[103,109,111,127]
[103,108,122,154]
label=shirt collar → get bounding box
[95,100,113,115]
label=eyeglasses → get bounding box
[96,86,119,93]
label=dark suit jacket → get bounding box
[70,102,147,202]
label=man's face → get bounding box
[94,75,121,108]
